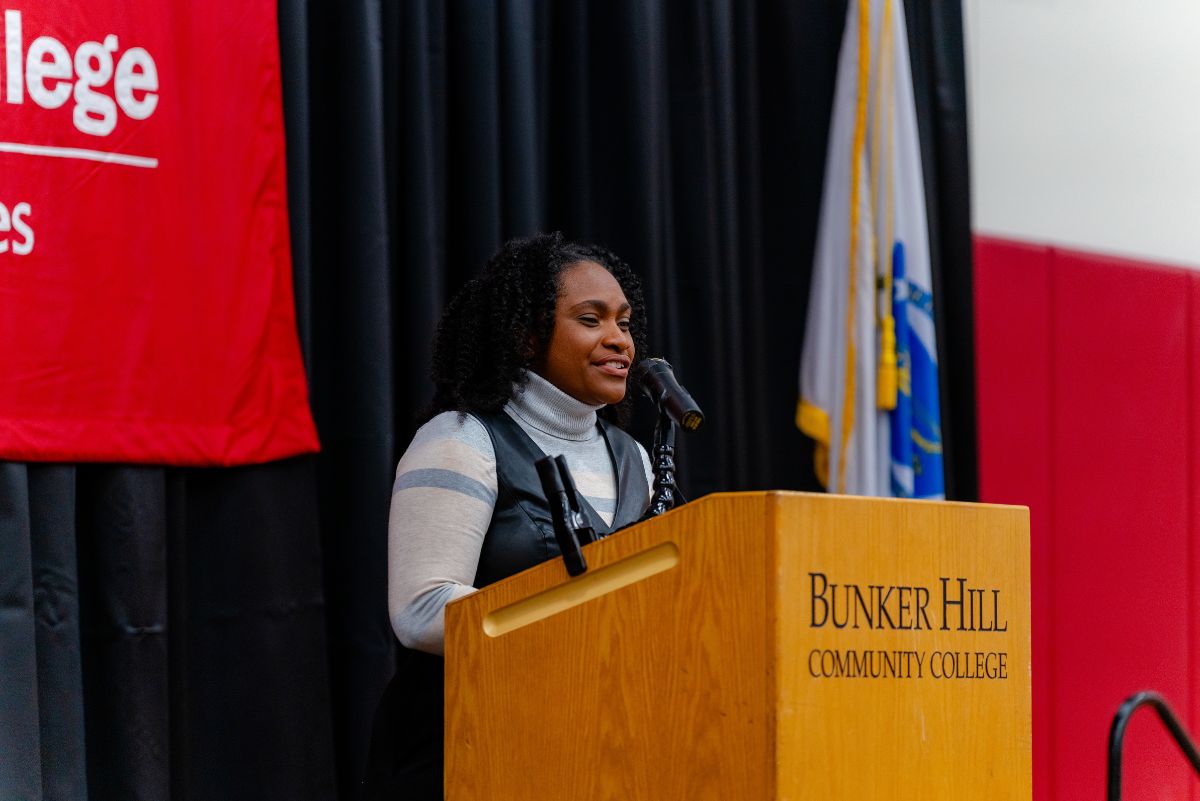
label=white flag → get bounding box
[798,0,943,498]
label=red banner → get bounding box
[0,1,318,465]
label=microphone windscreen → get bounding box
[633,358,704,431]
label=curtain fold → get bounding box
[29,467,88,801]
[76,467,170,801]
[170,458,335,801]
[301,1,399,794]
[1,462,336,801]
[1,465,90,801]
[0,464,43,800]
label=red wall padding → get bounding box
[975,235,1200,801]
[975,237,1055,799]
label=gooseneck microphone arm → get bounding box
[634,358,703,517]
[647,408,682,517]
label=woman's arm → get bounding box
[387,412,497,655]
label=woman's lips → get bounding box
[593,359,629,377]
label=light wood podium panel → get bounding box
[444,491,1031,800]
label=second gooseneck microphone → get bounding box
[632,357,704,431]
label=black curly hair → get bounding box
[428,232,648,424]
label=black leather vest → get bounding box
[473,410,649,587]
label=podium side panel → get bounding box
[445,493,775,801]
[773,494,1032,801]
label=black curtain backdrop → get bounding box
[0,2,974,799]
[904,0,977,502]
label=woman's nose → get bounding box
[601,322,630,349]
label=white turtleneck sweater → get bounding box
[387,371,653,655]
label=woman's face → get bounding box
[536,260,635,406]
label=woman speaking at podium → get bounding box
[364,232,654,799]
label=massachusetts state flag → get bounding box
[797,0,944,498]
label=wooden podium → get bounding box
[444,492,1031,800]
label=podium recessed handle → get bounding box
[482,541,681,638]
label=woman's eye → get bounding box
[578,315,599,326]
[618,320,632,331]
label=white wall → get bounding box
[963,0,1200,268]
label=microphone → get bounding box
[535,454,591,576]
[633,358,704,432]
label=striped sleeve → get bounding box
[387,412,496,655]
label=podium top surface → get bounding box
[709,488,1029,511]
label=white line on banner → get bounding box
[0,142,158,169]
